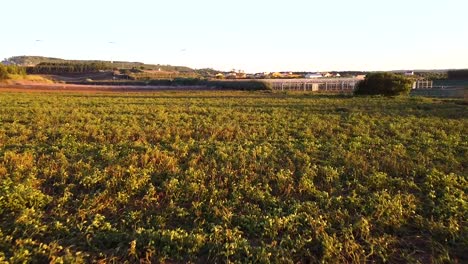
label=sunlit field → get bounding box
[0,91,466,263]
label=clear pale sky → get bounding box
[1,0,467,72]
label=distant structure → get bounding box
[266,78,360,92]
[254,72,269,79]
[271,72,282,78]
[404,71,414,76]
[413,80,433,89]
[225,72,238,79]
[305,73,322,79]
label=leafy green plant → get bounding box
[354,72,413,96]
[0,91,466,262]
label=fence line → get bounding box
[264,78,359,92]
[413,80,433,89]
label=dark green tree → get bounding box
[354,72,413,96]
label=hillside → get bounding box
[3,56,194,72]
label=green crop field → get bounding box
[0,91,466,263]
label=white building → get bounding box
[305,73,322,79]
[254,72,269,79]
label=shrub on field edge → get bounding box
[0,64,26,80]
[147,79,272,90]
[209,80,272,91]
[354,72,413,96]
[0,66,7,80]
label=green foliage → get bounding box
[0,65,7,80]
[73,79,272,90]
[208,80,272,90]
[27,62,112,74]
[354,72,413,96]
[0,92,466,262]
[416,71,447,80]
[0,64,26,80]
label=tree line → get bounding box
[26,62,113,74]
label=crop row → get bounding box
[0,92,466,263]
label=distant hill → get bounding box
[3,56,194,72]
[4,56,65,66]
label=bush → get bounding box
[6,65,26,75]
[208,80,272,91]
[0,65,26,80]
[0,65,8,80]
[354,72,413,96]
[173,77,203,85]
[0,64,26,80]
[148,79,272,90]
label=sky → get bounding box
[1,0,467,72]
